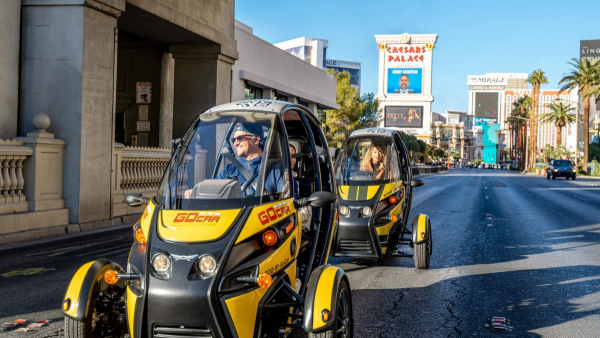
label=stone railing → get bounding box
[0,139,33,214]
[113,144,171,194]
[112,144,171,217]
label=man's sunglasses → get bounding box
[230,134,256,143]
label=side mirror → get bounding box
[124,192,149,207]
[403,179,424,187]
[295,191,337,208]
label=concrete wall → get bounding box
[127,0,236,59]
[20,3,118,224]
[0,0,21,140]
[232,22,338,109]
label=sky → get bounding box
[235,0,600,115]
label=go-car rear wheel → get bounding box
[309,279,353,338]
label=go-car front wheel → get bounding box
[64,285,127,338]
[309,279,353,338]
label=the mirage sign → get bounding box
[467,76,507,86]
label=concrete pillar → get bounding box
[170,44,235,139]
[0,0,21,140]
[262,89,274,100]
[20,2,122,224]
[159,52,175,149]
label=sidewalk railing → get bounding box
[0,140,32,214]
[113,144,171,194]
[112,144,171,217]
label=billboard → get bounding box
[387,68,422,94]
[384,106,423,128]
[580,40,600,62]
[474,92,499,124]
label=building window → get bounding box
[274,92,287,101]
[298,99,309,108]
[245,83,263,100]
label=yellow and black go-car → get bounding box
[332,128,432,268]
[61,100,353,338]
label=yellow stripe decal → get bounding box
[63,261,94,318]
[338,185,380,201]
[313,267,338,330]
[376,222,393,236]
[417,215,427,241]
[126,286,137,337]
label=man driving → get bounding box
[184,123,284,198]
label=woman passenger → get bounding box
[360,143,389,180]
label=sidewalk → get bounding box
[0,216,139,253]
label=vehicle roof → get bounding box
[203,99,319,121]
[348,128,398,138]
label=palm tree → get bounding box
[528,70,548,169]
[559,57,600,172]
[508,96,531,170]
[540,101,577,148]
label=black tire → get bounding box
[65,286,127,338]
[572,175,576,180]
[414,222,431,269]
[309,279,353,338]
[64,316,90,338]
[552,175,556,180]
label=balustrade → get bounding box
[113,144,171,193]
[0,139,33,214]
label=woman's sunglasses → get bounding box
[230,134,256,144]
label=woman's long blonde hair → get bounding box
[361,143,387,170]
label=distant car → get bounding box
[478,164,484,169]
[546,159,576,180]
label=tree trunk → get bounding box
[583,88,590,172]
[556,123,562,149]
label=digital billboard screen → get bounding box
[384,106,423,128]
[387,68,422,94]
[474,92,499,124]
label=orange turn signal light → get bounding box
[135,228,147,244]
[63,299,71,311]
[104,270,119,285]
[390,215,398,223]
[262,230,278,247]
[389,195,398,204]
[257,273,273,288]
[322,309,331,322]
[285,222,295,234]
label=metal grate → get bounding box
[339,239,371,253]
[153,325,213,338]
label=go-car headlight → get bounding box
[152,254,171,273]
[361,206,372,217]
[339,205,350,217]
[198,255,217,276]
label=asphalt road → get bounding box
[1,169,599,337]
